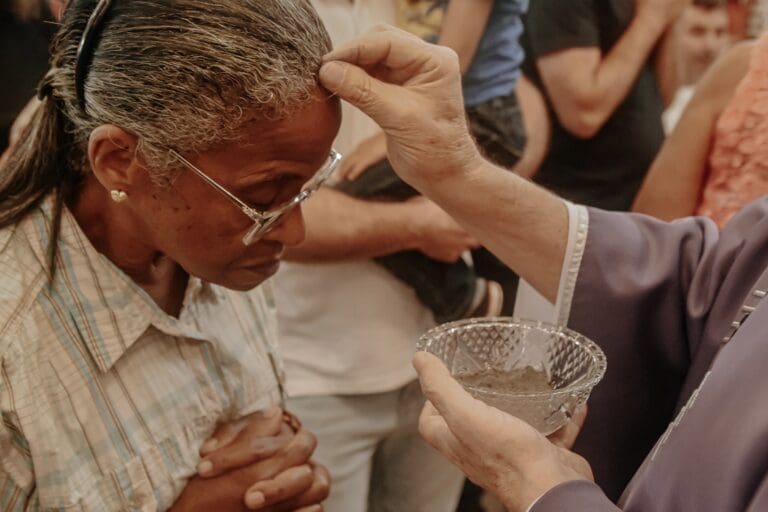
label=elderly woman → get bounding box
[0,0,341,510]
[319,26,768,512]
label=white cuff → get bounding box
[554,202,589,326]
[514,202,589,327]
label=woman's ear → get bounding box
[88,125,141,195]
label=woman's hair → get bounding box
[0,0,331,263]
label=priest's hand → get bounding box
[413,352,593,512]
[319,25,484,194]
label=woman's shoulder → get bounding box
[0,214,49,343]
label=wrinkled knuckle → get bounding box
[349,79,375,109]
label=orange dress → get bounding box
[696,33,768,228]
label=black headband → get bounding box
[74,0,114,113]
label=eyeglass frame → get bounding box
[169,149,342,246]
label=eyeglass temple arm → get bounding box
[168,149,259,217]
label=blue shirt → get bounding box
[460,0,528,106]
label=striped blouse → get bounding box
[0,197,284,511]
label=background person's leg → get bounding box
[287,392,399,512]
[367,380,465,512]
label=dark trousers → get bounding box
[336,90,526,322]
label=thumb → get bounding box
[413,352,479,437]
[320,61,402,126]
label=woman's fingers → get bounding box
[201,407,283,456]
[252,428,319,478]
[245,463,331,511]
[198,423,294,478]
[244,465,314,510]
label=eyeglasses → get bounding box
[74,0,114,113]
[169,149,342,246]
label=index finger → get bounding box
[323,25,424,68]
[322,27,447,86]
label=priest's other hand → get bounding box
[413,352,593,512]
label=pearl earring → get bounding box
[110,190,128,203]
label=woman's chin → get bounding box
[219,261,281,291]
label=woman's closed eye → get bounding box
[241,175,308,211]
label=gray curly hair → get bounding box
[0,0,332,269]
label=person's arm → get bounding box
[512,75,550,179]
[655,23,679,108]
[335,131,387,181]
[437,0,494,75]
[284,188,479,264]
[531,0,687,139]
[633,41,754,220]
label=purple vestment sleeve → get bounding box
[747,474,768,511]
[565,200,768,500]
[530,480,621,512]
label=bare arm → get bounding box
[655,24,679,108]
[633,42,753,220]
[536,5,681,139]
[284,188,477,263]
[437,0,494,75]
[512,75,550,179]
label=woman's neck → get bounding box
[69,175,189,316]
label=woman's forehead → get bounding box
[236,98,341,154]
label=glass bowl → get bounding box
[417,317,607,435]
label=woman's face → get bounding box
[128,95,342,290]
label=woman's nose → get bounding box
[264,206,306,247]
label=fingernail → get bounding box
[201,438,218,453]
[319,62,345,88]
[245,490,265,509]
[197,459,213,476]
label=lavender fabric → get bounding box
[534,198,768,510]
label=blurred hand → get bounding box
[407,197,479,262]
[336,131,387,181]
[413,352,593,512]
[170,408,329,512]
[319,25,483,193]
[635,0,691,25]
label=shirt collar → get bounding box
[24,197,216,373]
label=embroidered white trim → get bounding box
[554,203,589,326]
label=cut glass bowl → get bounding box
[417,317,607,435]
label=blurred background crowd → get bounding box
[2,0,768,511]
